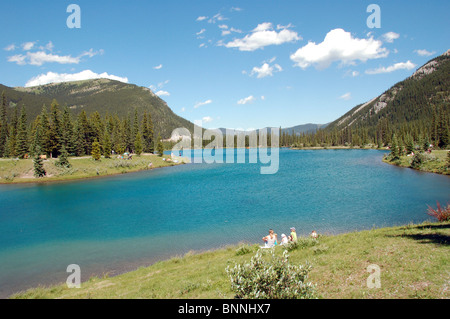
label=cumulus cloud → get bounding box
[194,99,213,108]
[290,28,388,69]
[153,64,163,70]
[414,49,436,57]
[4,44,16,51]
[202,116,213,123]
[365,60,416,75]
[196,16,208,21]
[223,22,300,51]
[25,70,129,87]
[339,92,352,100]
[22,41,35,51]
[155,90,170,97]
[237,95,256,105]
[250,62,282,78]
[382,32,400,43]
[8,48,103,66]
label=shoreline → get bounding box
[0,154,188,185]
[8,220,450,299]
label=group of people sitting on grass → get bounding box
[261,227,318,248]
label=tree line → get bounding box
[0,91,164,159]
[279,103,449,150]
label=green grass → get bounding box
[10,221,450,299]
[0,154,188,184]
[383,150,449,175]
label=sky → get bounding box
[0,0,449,130]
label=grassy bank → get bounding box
[10,221,450,299]
[0,154,188,184]
[382,150,449,175]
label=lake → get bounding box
[0,149,448,297]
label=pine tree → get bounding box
[48,100,62,158]
[156,133,164,157]
[56,145,71,168]
[0,91,8,157]
[134,131,143,156]
[15,106,29,158]
[33,148,46,178]
[390,134,400,160]
[147,112,154,152]
[61,106,75,155]
[91,140,102,161]
[102,131,112,158]
[7,107,18,158]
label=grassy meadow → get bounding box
[10,221,450,299]
[383,150,449,175]
[0,153,187,184]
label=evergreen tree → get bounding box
[33,148,46,178]
[48,100,62,158]
[147,111,154,152]
[91,140,102,161]
[390,134,400,160]
[0,91,8,157]
[134,131,143,156]
[156,133,164,157]
[7,107,18,158]
[15,106,29,158]
[39,105,51,156]
[61,106,75,155]
[56,145,71,168]
[102,131,112,158]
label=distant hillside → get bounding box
[0,79,194,138]
[326,49,450,136]
[282,123,328,135]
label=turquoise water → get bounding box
[0,149,449,297]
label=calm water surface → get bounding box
[0,149,448,297]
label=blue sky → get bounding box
[0,0,449,130]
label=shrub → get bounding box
[427,201,450,222]
[235,244,253,256]
[226,249,316,299]
[410,153,424,169]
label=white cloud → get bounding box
[194,99,213,108]
[22,42,35,51]
[7,55,27,65]
[8,48,103,66]
[223,22,300,51]
[25,70,129,87]
[80,48,104,58]
[290,28,388,69]
[196,16,208,21]
[202,116,213,123]
[4,44,16,51]
[153,64,163,70]
[351,71,359,77]
[237,95,256,105]
[339,92,352,100]
[181,107,186,112]
[365,60,416,75]
[250,62,282,78]
[155,90,170,97]
[382,32,400,43]
[414,49,436,57]
[208,13,227,24]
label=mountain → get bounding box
[282,123,328,135]
[326,49,450,134]
[0,79,194,138]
